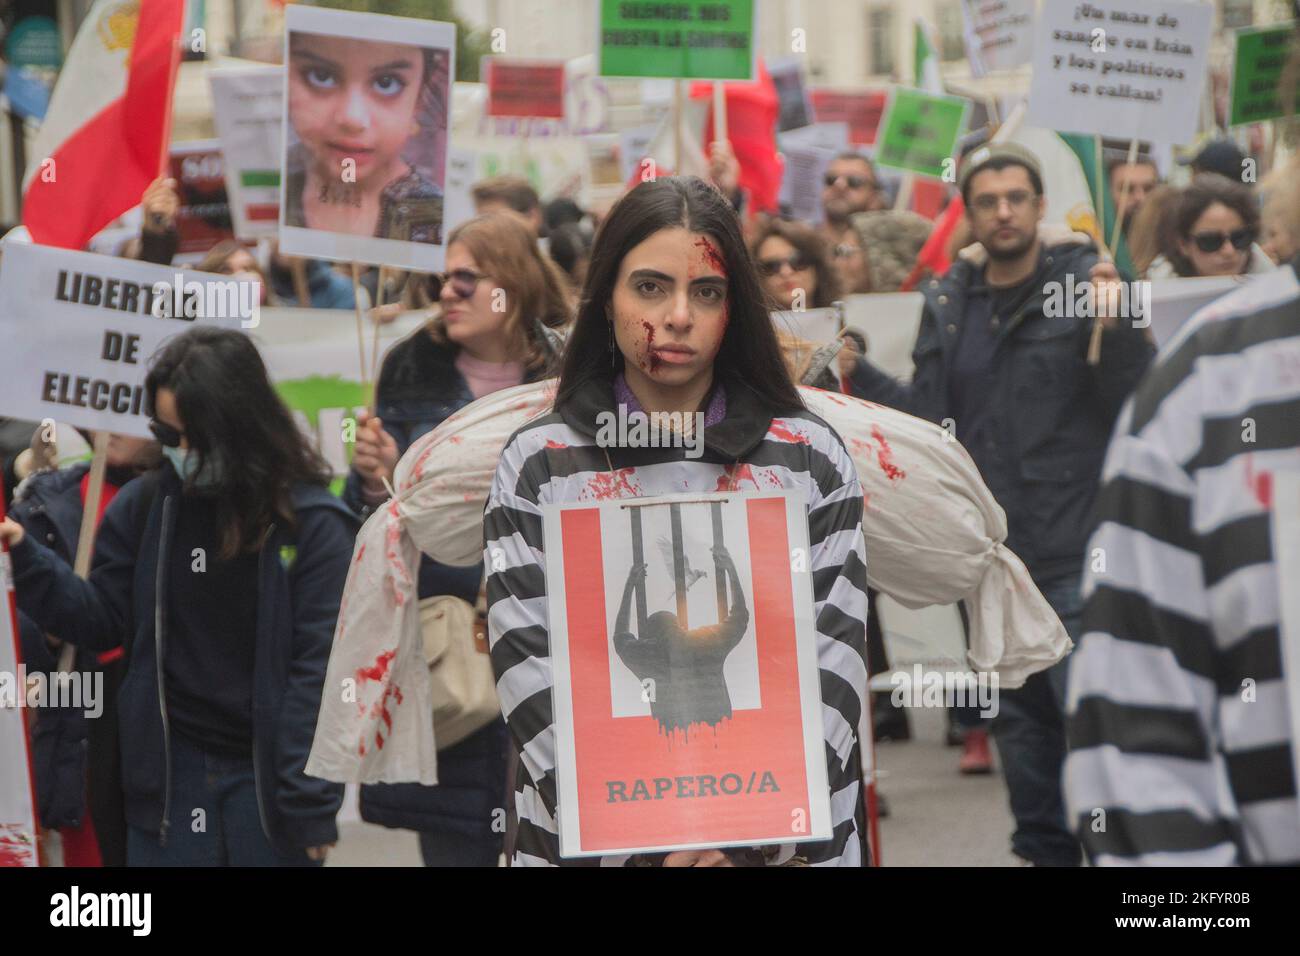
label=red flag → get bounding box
[22,0,185,249]
[901,194,964,291]
[691,60,783,215]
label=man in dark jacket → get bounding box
[847,143,1157,865]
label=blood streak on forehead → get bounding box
[692,236,727,278]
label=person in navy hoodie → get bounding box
[0,327,357,866]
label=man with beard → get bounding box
[844,143,1156,866]
[821,153,886,292]
[1107,156,1160,242]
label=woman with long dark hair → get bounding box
[749,217,840,311]
[0,327,357,866]
[484,177,870,867]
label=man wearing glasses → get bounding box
[821,153,887,296]
[845,142,1156,867]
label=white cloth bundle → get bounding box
[308,380,1068,784]
[305,382,557,785]
[799,389,1071,687]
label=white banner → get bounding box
[209,65,284,241]
[252,306,428,481]
[1026,0,1212,145]
[961,0,1035,76]
[0,245,255,439]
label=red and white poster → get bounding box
[169,140,235,263]
[544,490,830,857]
[0,488,39,867]
[484,58,567,119]
[810,88,888,147]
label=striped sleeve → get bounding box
[1065,421,1241,865]
[483,428,564,865]
[795,418,870,866]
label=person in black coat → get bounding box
[1,328,357,866]
[10,433,159,866]
[845,143,1156,866]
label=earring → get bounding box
[608,322,616,368]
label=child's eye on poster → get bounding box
[279,5,457,274]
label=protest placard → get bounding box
[810,88,889,146]
[598,0,755,80]
[1229,22,1300,127]
[1026,0,1213,146]
[209,66,283,240]
[0,509,39,868]
[484,57,567,119]
[776,122,849,223]
[252,306,427,489]
[842,292,925,379]
[1146,275,1240,348]
[168,140,235,263]
[0,245,255,439]
[279,5,456,272]
[769,56,813,131]
[772,305,842,345]
[874,88,969,179]
[545,490,831,856]
[960,0,1035,76]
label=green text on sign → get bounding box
[599,0,755,80]
[874,89,968,180]
[1230,24,1300,127]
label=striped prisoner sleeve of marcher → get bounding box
[1064,260,1300,865]
[483,418,566,867]
[789,409,871,866]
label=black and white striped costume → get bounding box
[1066,257,1300,864]
[484,379,870,866]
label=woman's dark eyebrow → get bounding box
[627,269,725,285]
[371,59,417,73]
[628,268,674,283]
[289,49,341,70]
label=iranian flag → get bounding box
[913,19,943,95]
[21,0,185,250]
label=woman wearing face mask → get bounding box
[1148,174,1276,279]
[344,212,571,867]
[0,327,357,866]
[483,177,870,867]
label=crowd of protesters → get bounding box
[1,112,1298,869]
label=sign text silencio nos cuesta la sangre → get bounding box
[39,266,260,418]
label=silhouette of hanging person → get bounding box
[612,547,750,738]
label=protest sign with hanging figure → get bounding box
[544,490,831,857]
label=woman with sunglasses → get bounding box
[1149,174,1276,279]
[344,211,571,867]
[0,327,357,866]
[750,218,840,312]
[483,176,870,867]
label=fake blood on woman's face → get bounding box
[641,320,661,372]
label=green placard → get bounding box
[5,16,63,69]
[599,0,754,80]
[874,88,968,180]
[1230,23,1300,127]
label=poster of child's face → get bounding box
[279,5,455,272]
